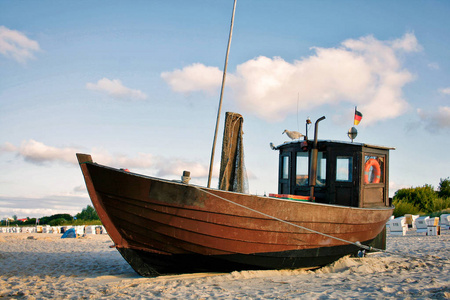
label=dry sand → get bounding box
[0,230,449,299]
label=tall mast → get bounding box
[207,0,237,188]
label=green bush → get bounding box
[428,208,450,218]
[48,218,68,226]
[72,219,102,226]
[392,200,422,218]
[22,218,37,225]
[393,184,437,212]
[393,179,450,216]
[427,197,450,213]
[4,205,103,227]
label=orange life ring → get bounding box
[364,159,381,184]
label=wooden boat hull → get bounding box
[77,154,393,276]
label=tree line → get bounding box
[1,205,101,226]
[393,177,450,217]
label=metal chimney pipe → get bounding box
[309,116,326,201]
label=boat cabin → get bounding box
[273,140,393,208]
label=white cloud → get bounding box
[428,62,440,70]
[390,32,422,52]
[17,140,79,165]
[162,33,420,125]
[155,159,209,178]
[92,149,210,178]
[0,194,91,219]
[0,26,40,63]
[0,140,210,179]
[0,140,156,168]
[86,78,147,100]
[91,148,155,169]
[73,185,87,193]
[417,106,450,132]
[0,142,16,153]
[439,87,450,95]
[161,63,223,94]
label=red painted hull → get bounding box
[77,154,393,276]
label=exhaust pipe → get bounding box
[310,116,326,201]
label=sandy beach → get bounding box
[0,230,449,299]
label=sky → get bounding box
[1,0,449,219]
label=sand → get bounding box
[0,230,449,299]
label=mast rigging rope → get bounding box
[194,186,384,253]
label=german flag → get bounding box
[354,108,362,125]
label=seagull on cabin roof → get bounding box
[282,129,304,140]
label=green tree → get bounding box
[49,218,68,226]
[40,214,72,225]
[23,218,37,225]
[75,205,99,221]
[438,177,450,199]
[393,184,437,212]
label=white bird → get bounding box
[282,129,304,140]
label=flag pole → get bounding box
[353,106,357,143]
[207,0,237,188]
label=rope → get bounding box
[195,187,443,261]
[193,186,385,252]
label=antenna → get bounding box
[297,92,300,132]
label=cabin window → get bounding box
[295,152,326,187]
[336,156,353,182]
[364,155,384,184]
[317,152,327,186]
[296,152,309,186]
[282,156,289,179]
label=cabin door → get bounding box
[330,152,358,207]
[278,154,291,194]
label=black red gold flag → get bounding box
[354,108,362,125]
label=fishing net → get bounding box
[218,112,249,193]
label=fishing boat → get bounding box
[77,113,394,276]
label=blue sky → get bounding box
[1,0,449,219]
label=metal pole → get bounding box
[309,116,326,201]
[207,0,237,188]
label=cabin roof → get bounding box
[273,140,395,151]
